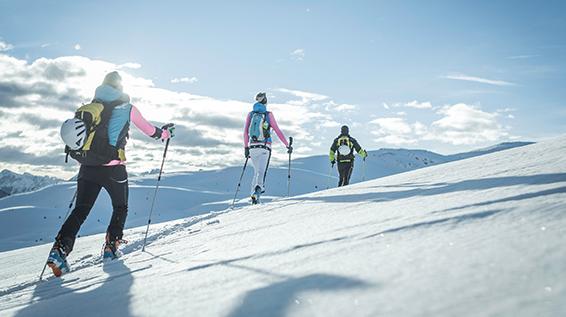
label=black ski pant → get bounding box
[337,161,354,187]
[57,165,128,254]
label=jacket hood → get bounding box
[94,84,130,103]
[253,102,267,113]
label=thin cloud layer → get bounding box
[382,101,433,110]
[290,48,305,61]
[171,77,198,84]
[443,74,515,86]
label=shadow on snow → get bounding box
[226,273,370,317]
[305,173,566,205]
[13,261,146,317]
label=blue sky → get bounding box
[1,0,565,177]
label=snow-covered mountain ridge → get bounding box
[0,169,61,198]
[0,142,531,199]
[0,142,531,252]
[0,136,564,316]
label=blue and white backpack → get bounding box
[248,111,271,143]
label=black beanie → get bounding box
[255,92,267,104]
[341,125,349,135]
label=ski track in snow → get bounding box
[0,138,565,316]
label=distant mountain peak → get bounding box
[0,169,62,197]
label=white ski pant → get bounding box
[249,147,271,195]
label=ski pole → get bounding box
[287,137,293,197]
[231,157,249,209]
[362,157,366,182]
[142,138,170,252]
[39,189,77,281]
[326,163,333,189]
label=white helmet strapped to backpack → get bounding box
[337,144,352,156]
[60,118,87,150]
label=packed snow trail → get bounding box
[0,137,565,316]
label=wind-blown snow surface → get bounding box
[1,137,565,316]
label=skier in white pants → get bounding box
[243,92,292,204]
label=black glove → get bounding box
[331,160,335,167]
[245,147,250,158]
[152,123,175,140]
[151,127,163,139]
[287,145,293,154]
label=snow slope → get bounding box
[0,143,530,252]
[445,141,535,161]
[0,136,564,316]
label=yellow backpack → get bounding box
[65,99,125,165]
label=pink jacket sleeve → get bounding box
[268,112,289,148]
[130,106,157,136]
[243,112,251,147]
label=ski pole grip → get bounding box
[289,136,293,147]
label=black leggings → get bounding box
[58,165,128,253]
[337,161,354,187]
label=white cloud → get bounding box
[370,117,413,135]
[443,74,515,86]
[74,44,81,50]
[0,40,14,51]
[413,122,428,136]
[383,100,433,110]
[171,77,199,84]
[276,88,328,106]
[0,53,356,177]
[320,120,341,128]
[374,135,416,145]
[324,100,357,112]
[290,48,305,61]
[118,62,142,70]
[369,117,416,145]
[0,54,249,176]
[405,100,433,109]
[507,55,538,60]
[427,103,508,145]
[369,104,510,146]
[496,107,516,113]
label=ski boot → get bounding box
[103,235,126,260]
[47,241,70,277]
[251,185,262,205]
